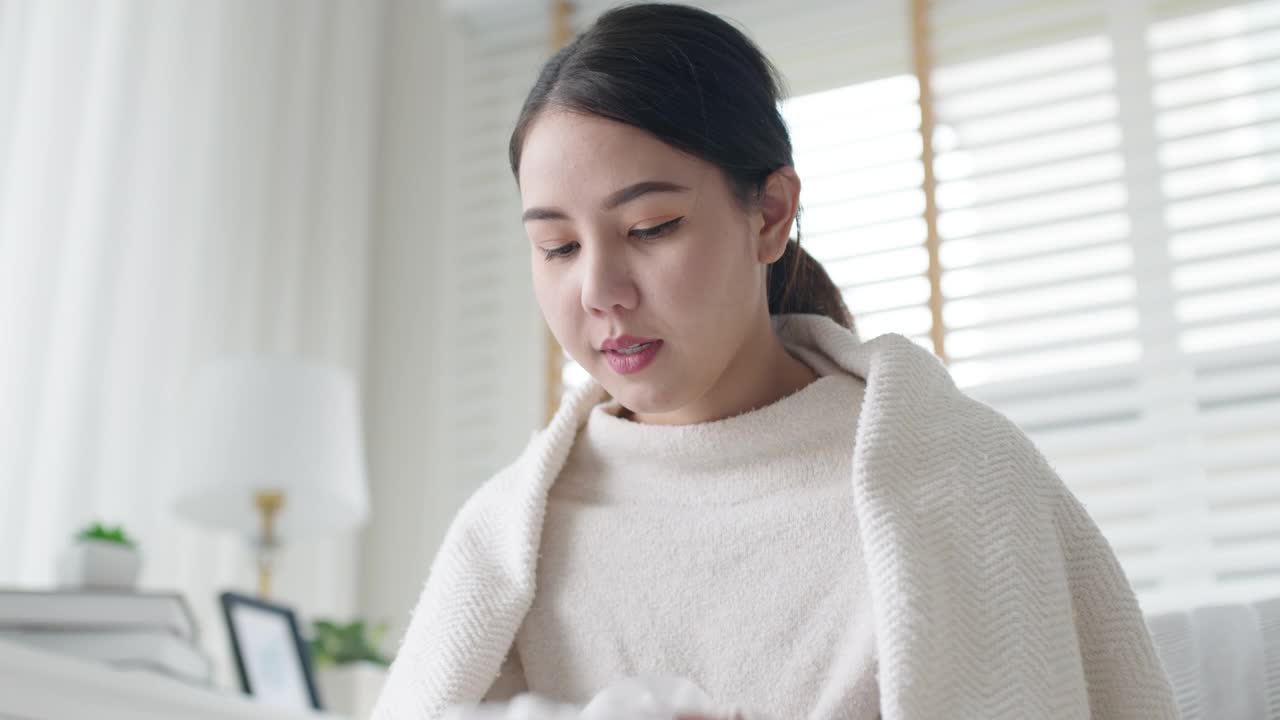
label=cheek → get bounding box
[530,259,553,306]
[658,227,755,311]
[531,260,584,343]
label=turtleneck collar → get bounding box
[551,355,866,505]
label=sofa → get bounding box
[1146,595,1280,719]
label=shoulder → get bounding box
[419,433,548,600]
[441,383,606,555]
[855,333,1080,537]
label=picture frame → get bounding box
[219,591,324,712]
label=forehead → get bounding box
[517,110,709,204]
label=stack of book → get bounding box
[0,587,212,686]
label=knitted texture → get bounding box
[372,313,1179,720]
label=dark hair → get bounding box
[508,2,854,331]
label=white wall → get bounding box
[358,0,463,648]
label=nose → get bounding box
[580,245,638,316]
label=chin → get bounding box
[598,374,687,416]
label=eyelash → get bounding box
[540,217,684,262]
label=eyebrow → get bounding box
[521,180,691,222]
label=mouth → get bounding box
[599,334,661,352]
[601,339,663,375]
[610,341,657,355]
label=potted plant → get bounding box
[57,522,141,590]
[310,618,393,717]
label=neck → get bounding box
[626,316,818,426]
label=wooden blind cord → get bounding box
[910,0,949,364]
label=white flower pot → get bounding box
[57,540,141,590]
[317,661,388,719]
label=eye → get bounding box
[541,242,579,262]
[630,216,684,240]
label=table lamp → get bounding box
[175,355,369,598]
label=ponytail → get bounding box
[767,238,855,332]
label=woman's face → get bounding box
[517,110,780,419]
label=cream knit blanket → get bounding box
[373,313,1179,719]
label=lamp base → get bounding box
[254,490,285,598]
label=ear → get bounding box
[755,166,801,265]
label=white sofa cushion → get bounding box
[1146,595,1280,720]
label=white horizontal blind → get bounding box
[1147,0,1280,605]
[918,0,1280,611]
[930,0,1134,387]
[440,5,551,489]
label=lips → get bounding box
[600,334,660,352]
[602,338,663,375]
[611,341,656,355]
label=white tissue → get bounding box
[580,674,718,719]
[442,674,727,720]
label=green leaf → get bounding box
[308,616,395,666]
[75,521,135,548]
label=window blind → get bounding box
[1146,0,1280,606]
[919,0,1280,611]
[439,4,551,489]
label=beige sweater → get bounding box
[490,367,879,719]
[372,314,1179,720]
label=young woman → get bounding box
[374,4,1178,719]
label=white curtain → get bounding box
[0,0,380,688]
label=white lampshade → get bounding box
[175,355,369,538]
